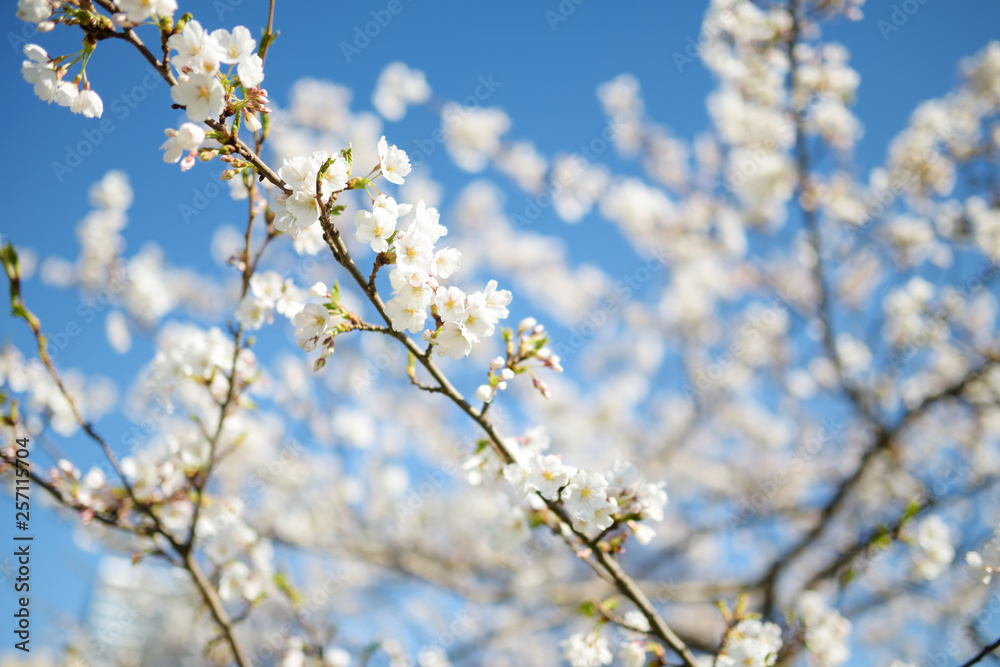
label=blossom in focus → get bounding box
[171,73,226,122]
[377,135,412,185]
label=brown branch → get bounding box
[756,357,995,614]
[756,0,999,617]
[314,187,700,667]
[0,449,165,545]
[957,636,1000,667]
[183,549,253,667]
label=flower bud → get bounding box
[628,520,656,545]
[476,384,494,403]
[489,356,505,371]
[533,377,551,399]
[517,317,537,334]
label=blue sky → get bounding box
[2,0,999,658]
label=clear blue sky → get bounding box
[1,0,999,657]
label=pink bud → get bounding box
[533,377,551,399]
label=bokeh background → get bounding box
[2,0,1000,664]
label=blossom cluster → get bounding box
[234,271,307,332]
[965,522,1000,584]
[794,591,852,667]
[17,2,273,176]
[346,139,515,357]
[12,1,1000,664]
[0,346,116,438]
[560,630,612,667]
[265,135,519,362]
[476,317,564,403]
[498,433,668,541]
[21,44,103,118]
[719,619,783,667]
[273,149,351,237]
[168,20,265,121]
[39,170,227,336]
[146,322,258,413]
[371,61,430,121]
[907,514,955,580]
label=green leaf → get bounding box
[901,499,922,523]
[871,526,892,550]
[714,599,732,624]
[578,600,598,618]
[358,641,381,666]
[1,242,19,277]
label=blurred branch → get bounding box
[3,246,255,666]
[958,636,1000,667]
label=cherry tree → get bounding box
[4,0,1000,666]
